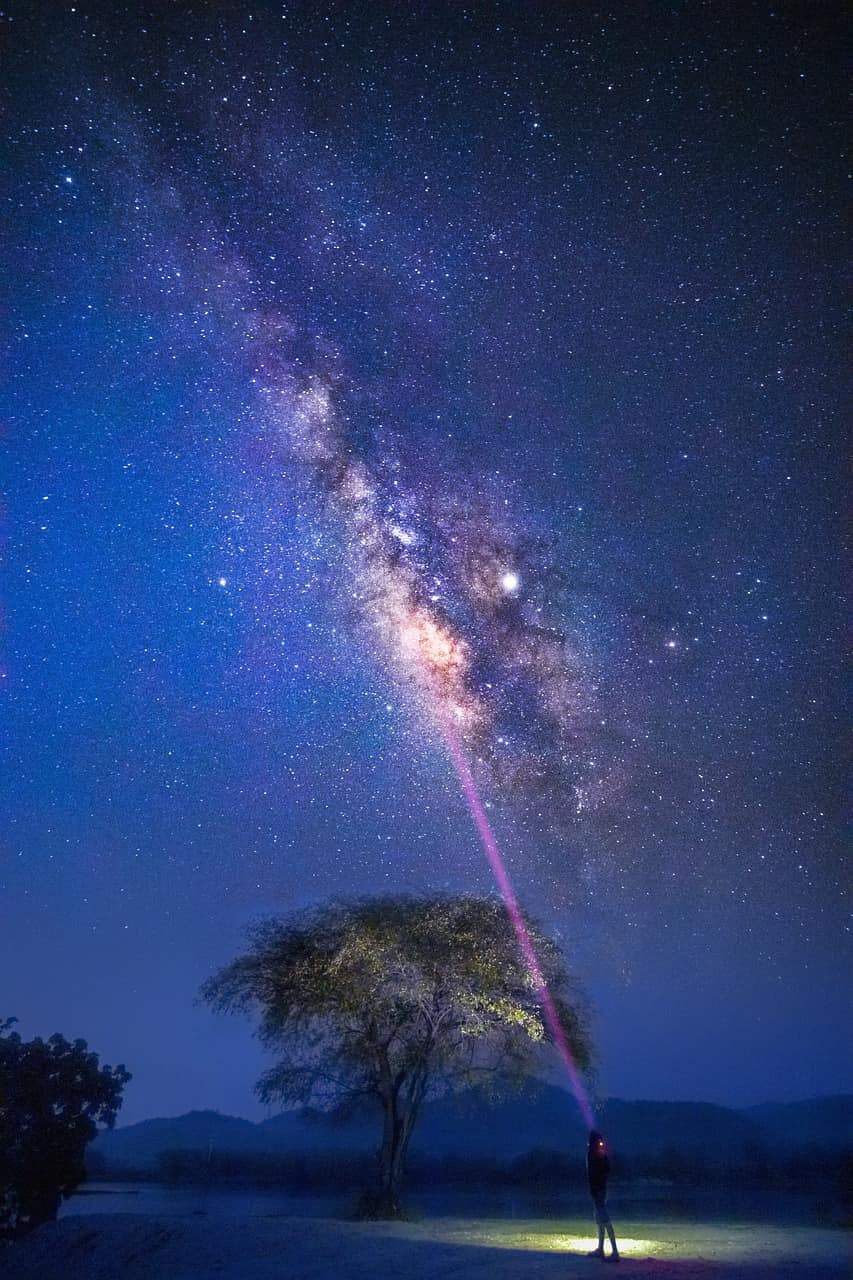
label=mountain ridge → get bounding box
[90,1088,853,1170]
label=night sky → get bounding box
[3,2,849,1126]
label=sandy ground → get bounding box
[1,1214,849,1279]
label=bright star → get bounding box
[501,571,519,593]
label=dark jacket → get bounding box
[587,1146,610,1197]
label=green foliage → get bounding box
[0,1017,130,1238]
[201,893,592,1214]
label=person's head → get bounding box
[588,1129,607,1155]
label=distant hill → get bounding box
[90,1088,853,1172]
[406,1090,760,1162]
[744,1097,853,1152]
[599,1099,759,1162]
[92,1110,267,1169]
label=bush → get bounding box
[0,1017,130,1238]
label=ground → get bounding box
[1,1214,849,1279]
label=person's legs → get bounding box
[586,1196,606,1257]
[596,1196,619,1260]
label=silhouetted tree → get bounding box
[201,893,592,1216]
[0,1017,130,1238]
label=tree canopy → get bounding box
[201,893,593,1214]
[0,1018,130,1238]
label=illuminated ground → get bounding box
[1,1214,849,1278]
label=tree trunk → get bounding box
[372,1078,427,1216]
[355,1093,408,1218]
[359,1047,430,1219]
[375,1094,404,1216]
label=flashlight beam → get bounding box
[441,720,595,1131]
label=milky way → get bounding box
[3,3,849,1119]
[253,345,605,824]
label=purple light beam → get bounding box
[442,718,595,1131]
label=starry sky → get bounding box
[2,2,849,1126]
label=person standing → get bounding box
[586,1129,619,1261]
